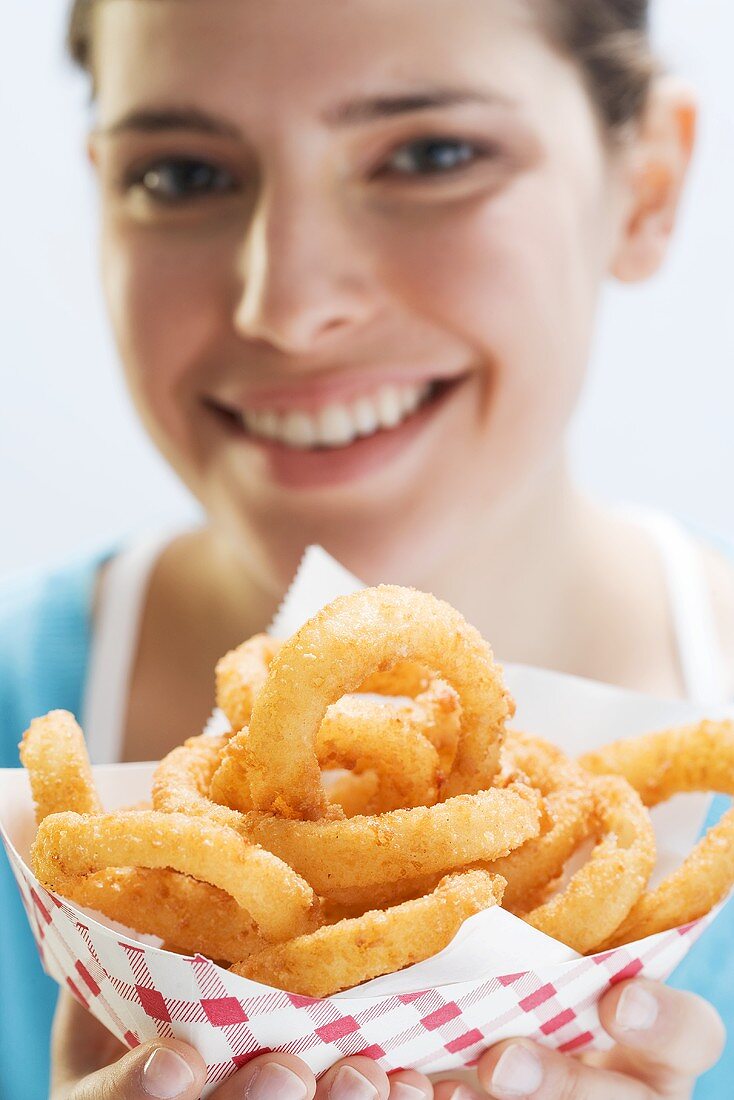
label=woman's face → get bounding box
[90,0,630,587]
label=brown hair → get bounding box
[66,0,656,130]
[538,1,656,128]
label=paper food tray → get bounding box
[1,546,732,1096]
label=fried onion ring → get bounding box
[580,721,734,947]
[358,662,434,699]
[231,870,505,997]
[154,735,232,821]
[19,717,266,960]
[358,666,462,773]
[316,695,442,809]
[153,734,541,898]
[215,634,282,732]
[315,732,595,915]
[32,810,320,943]
[214,640,459,813]
[325,770,382,817]
[213,586,513,819]
[19,710,102,822]
[519,776,656,954]
[489,732,594,913]
[58,867,267,963]
[243,784,540,896]
[579,720,734,807]
[210,697,444,814]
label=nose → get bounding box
[233,180,379,355]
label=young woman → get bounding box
[2,1,733,1098]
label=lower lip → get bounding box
[210,380,465,491]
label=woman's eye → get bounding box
[126,158,235,202]
[382,138,486,177]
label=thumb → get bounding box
[62,1040,207,1100]
[52,990,206,1100]
[598,978,726,1087]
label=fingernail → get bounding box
[330,1066,379,1100]
[247,1063,309,1100]
[491,1044,544,1098]
[391,1085,426,1100]
[142,1047,195,1098]
[616,984,659,1032]
[450,1088,481,1100]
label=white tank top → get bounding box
[81,513,731,764]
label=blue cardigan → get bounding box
[0,546,732,1099]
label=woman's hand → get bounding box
[51,989,434,1100]
[433,980,725,1100]
[51,978,725,1100]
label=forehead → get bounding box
[93,0,581,126]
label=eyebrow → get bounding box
[323,86,517,126]
[96,86,516,139]
[95,106,242,139]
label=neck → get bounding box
[192,454,603,658]
[420,454,606,667]
[185,453,665,686]
[168,524,282,650]
[163,451,682,696]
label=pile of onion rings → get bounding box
[19,586,734,996]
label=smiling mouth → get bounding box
[205,377,463,452]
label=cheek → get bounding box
[376,172,608,437]
[100,224,229,450]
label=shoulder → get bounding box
[0,547,108,640]
[0,545,113,765]
[695,535,734,699]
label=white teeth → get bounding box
[282,411,317,449]
[376,385,403,429]
[352,397,379,438]
[258,411,280,440]
[318,405,358,448]
[240,378,435,450]
[399,387,417,415]
[404,382,430,414]
[244,410,280,439]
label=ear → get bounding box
[610,77,697,283]
[86,131,99,169]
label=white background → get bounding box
[1,0,733,574]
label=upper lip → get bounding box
[206,366,470,415]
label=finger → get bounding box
[315,1056,391,1100]
[432,1079,483,1100]
[208,1052,317,1100]
[59,1038,207,1100]
[477,1039,655,1099]
[388,1069,434,1100]
[599,978,726,1084]
[51,990,127,1089]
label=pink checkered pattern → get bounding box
[2,834,717,1097]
